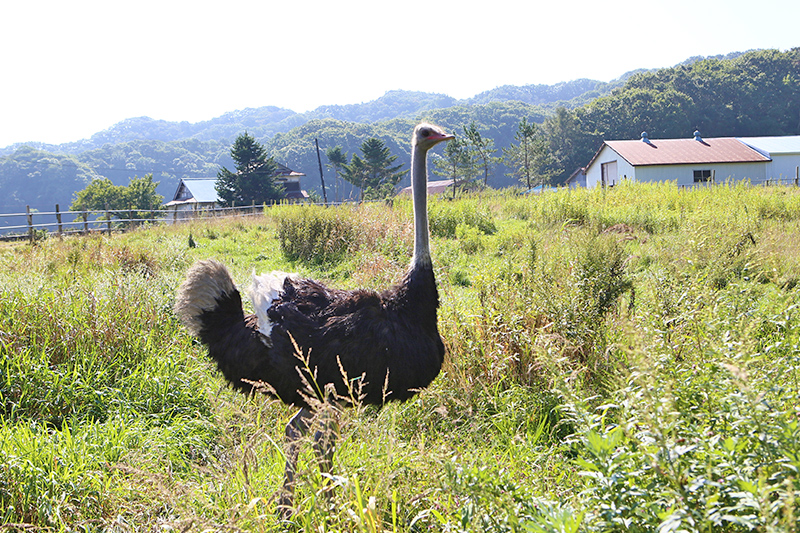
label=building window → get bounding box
[693,170,712,182]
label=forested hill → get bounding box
[0,78,626,157]
[1,48,797,212]
[0,75,626,211]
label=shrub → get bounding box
[568,359,800,532]
[275,205,358,265]
[456,223,484,255]
[429,199,496,238]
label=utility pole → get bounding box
[315,138,328,205]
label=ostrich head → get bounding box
[413,123,455,150]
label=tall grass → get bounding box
[1,183,800,530]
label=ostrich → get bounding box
[174,123,454,514]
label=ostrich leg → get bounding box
[312,406,340,495]
[278,406,340,517]
[278,407,312,517]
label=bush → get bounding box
[275,205,358,265]
[568,359,800,531]
[456,223,484,255]
[429,199,496,238]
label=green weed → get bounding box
[1,183,800,530]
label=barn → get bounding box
[738,136,800,182]
[585,132,800,188]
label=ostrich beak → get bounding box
[431,132,455,143]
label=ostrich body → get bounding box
[175,123,453,514]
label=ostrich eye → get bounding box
[421,129,430,137]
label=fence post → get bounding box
[55,204,63,238]
[26,205,33,243]
[105,204,111,234]
[796,166,798,187]
[83,210,89,234]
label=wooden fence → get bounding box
[0,203,267,243]
[2,176,799,242]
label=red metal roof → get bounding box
[605,138,770,166]
[397,179,454,195]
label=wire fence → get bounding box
[678,175,800,189]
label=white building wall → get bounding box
[585,146,635,188]
[766,154,800,182]
[634,162,767,186]
[585,143,796,188]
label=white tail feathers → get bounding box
[176,260,297,339]
[250,270,297,337]
[175,260,237,336]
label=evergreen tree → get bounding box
[433,136,475,199]
[540,107,583,181]
[342,138,405,201]
[463,122,498,187]
[325,146,348,203]
[216,132,283,207]
[503,118,538,189]
[503,118,558,189]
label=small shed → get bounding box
[566,167,586,188]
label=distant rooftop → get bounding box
[164,178,220,206]
[737,135,800,156]
[398,179,454,195]
[604,137,770,166]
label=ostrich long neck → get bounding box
[411,142,431,268]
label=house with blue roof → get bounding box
[164,178,224,222]
[164,163,308,221]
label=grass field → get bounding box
[1,182,799,532]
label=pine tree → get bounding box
[463,122,498,187]
[342,138,405,201]
[216,132,283,207]
[433,136,474,199]
[325,146,348,203]
[503,118,539,189]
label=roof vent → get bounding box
[641,131,651,143]
[693,129,703,141]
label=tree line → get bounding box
[536,48,800,182]
[280,117,558,202]
[269,48,800,193]
[3,48,799,211]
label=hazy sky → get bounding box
[2,0,798,148]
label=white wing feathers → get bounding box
[249,271,297,337]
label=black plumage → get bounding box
[174,123,453,515]
[188,260,444,407]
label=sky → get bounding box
[1,0,798,148]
